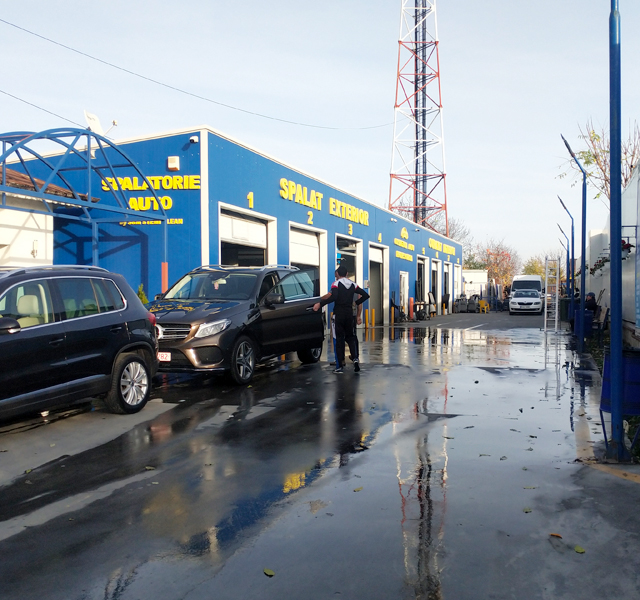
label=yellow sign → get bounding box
[279,178,323,211]
[394,238,414,251]
[395,250,413,261]
[428,237,456,256]
[329,197,369,226]
[102,175,200,192]
[400,227,409,240]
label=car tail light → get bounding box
[147,311,157,327]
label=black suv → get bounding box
[149,265,325,384]
[0,266,158,419]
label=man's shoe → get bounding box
[333,367,344,374]
[353,358,360,373]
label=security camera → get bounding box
[189,135,199,143]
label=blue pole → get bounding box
[561,136,587,353]
[558,196,575,317]
[557,225,570,300]
[608,0,628,460]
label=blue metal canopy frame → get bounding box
[0,127,168,269]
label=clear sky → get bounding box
[1,1,638,262]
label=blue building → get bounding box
[3,126,462,324]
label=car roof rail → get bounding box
[0,264,108,278]
[192,264,299,272]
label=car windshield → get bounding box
[513,290,539,298]
[512,280,541,292]
[164,272,258,301]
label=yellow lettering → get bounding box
[316,192,322,211]
[309,190,317,209]
[280,178,288,199]
[190,175,201,189]
[288,180,296,200]
[348,223,353,235]
[303,186,308,206]
[162,176,173,190]
[118,177,132,191]
[172,175,184,190]
[295,184,304,204]
[138,197,151,211]
[161,196,172,209]
[148,176,161,190]
[395,250,413,261]
[128,197,139,210]
[307,211,313,225]
[429,238,443,252]
[443,243,456,255]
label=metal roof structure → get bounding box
[0,127,168,266]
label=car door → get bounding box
[0,278,69,414]
[258,271,322,356]
[54,276,130,396]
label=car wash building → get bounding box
[1,126,462,324]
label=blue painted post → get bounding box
[558,196,576,317]
[561,137,587,352]
[608,0,628,460]
[558,225,570,301]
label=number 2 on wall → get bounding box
[307,211,313,225]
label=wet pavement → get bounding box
[1,312,640,599]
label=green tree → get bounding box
[137,284,149,304]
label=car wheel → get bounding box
[104,352,151,414]
[298,346,322,364]
[230,335,256,384]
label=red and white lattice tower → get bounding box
[389,0,448,236]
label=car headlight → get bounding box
[195,318,231,338]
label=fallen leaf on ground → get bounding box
[25,469,32,474]
[500,456,508,461]
[145,466,156,471]
[523,507,532,513]
[479,454,491,457]
[525,448,534,451]
[529,435,538,438]
[574,545,586,554]
[550,533,562,538]
[524,486,537,489]
[151,482,159,485]
[510,429,520,432]
[464,426,474,429]
[522,467,528,471]
[353,487,363,492]
[264,569,275,577]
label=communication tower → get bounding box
[389,0,448,236]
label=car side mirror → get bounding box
[264,292,284,306]
[0,317,21,335]
[154,293,164,300]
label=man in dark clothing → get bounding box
[313,265,369,373]
[585,292,598,313]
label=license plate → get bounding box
[157,352,171,362]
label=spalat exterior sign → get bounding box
[279,177,370,230]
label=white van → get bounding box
[510,275,544,294]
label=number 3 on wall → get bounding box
[348,224,353,235]
[307,211,313,225]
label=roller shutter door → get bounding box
[220,212,267,248]
[290,228,319,266]
[369,246,383,263]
